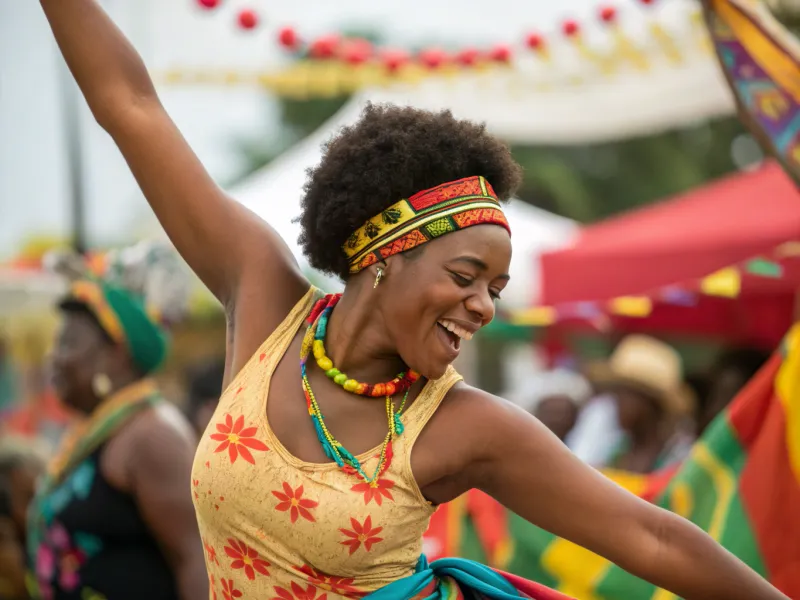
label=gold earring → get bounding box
[373,267,383,289]
[92,373,112,398]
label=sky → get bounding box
[0,0,681,258]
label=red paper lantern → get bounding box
[340,38,373,65]
[196,0,220,9]
[599,6,617,23]
[418,48,448,69]
[562,19,580,37]
[381,48,410,72]
[309,35,340,59]
[488,44,512,63]
[526,33,545,51]
[237,9,258,30]
[277,26,300,50]
[455,48,480,67]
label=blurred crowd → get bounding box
[521,336,768,474]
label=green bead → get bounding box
[326,368,340,379]
[334,373,348,386]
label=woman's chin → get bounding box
[414,359,451,382]
[400,345,453,382]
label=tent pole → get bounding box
[58,58,87,255]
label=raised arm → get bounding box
[464,393,788,600]
[39,0,308,313]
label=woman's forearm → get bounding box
[39,0,157,127]
[644,510,787,600]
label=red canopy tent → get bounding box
[537,162,800,348]
[541,162,800,304]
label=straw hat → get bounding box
[586,335,695,416]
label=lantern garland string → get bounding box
[167,0,713,96]
[193,0,663,71]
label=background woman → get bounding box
[26,243,207,600]
[37,1,787,598]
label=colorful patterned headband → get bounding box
[65,279,169,375]
[344,176,510,274]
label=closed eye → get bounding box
[449,272,473,287]
[450,271,503,301]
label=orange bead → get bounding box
[385,382,397,396]
[372,383,386,397]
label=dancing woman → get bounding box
[36,1,787,598]
[26,244,207,600]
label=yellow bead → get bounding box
[312,340,326,359]
[318,357,333,371]
[343,379,359,392]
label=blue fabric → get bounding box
[364,555,525,600]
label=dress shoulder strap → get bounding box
[233,286,319,384]
[386,366,462,508]
[264,286,320,357]
[401,366,463,446]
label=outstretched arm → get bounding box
[465,394,788,600]
[39,0,307,314]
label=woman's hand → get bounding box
[454,391,788,600]
[0,518,28,600]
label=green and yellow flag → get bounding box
[424,323,800,598]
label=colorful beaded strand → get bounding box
[308,294,420,397]
[301,373,409,482]
[300,293,413,483]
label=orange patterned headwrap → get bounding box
[343,176,510,274]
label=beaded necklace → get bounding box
[308,294,420,396]
[300,293,413,483]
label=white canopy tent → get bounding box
[228,99,578,309]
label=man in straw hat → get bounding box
[586,335,696,474]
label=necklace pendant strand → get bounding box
[300,293,415,482]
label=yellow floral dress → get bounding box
[192,287,462,600]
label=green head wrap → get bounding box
[50,242,188,376]
[64,279,169,375]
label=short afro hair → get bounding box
[298,103,522,279]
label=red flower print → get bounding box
[272,582,328,600]
[350,478,395,506]
[224,538,270,580]
[339,516,384,555]
[211,414,269,464]
[204,539,219,566]
[294,564,363,596]
[209,574,218,600]
[221,578,242,600]
[272,482,318,523]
